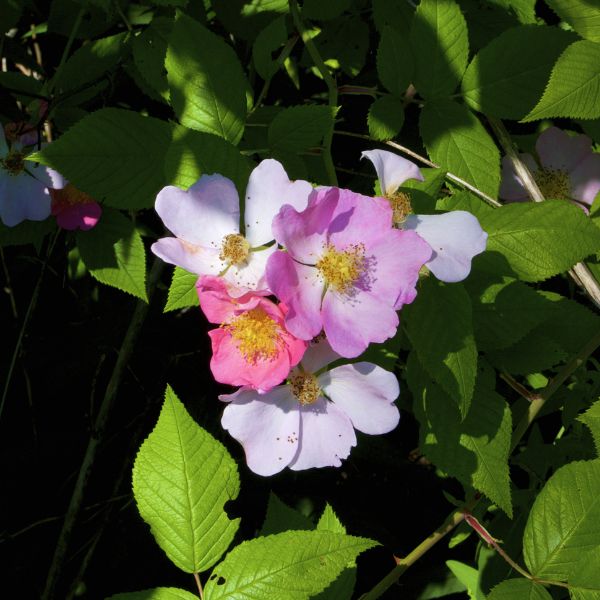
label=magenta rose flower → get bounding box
[220,337,400,476]
[500,126,600,208]
[50,174,102,231]
[196,275,306,392]
[266,186,431,357]
[362,149,488,283]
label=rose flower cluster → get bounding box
[151,150,488,476]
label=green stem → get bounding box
[289,0,338,186]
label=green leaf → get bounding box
[260,494,313,536]
[107,589,199,600]
[301,0,350,20]
[446,561,484,600]
[133,386,240,573]
[523,459,600,580]
[367,96,405,141]
[487,579,552,600]
[268,105,337,154]
[569,547,600,600]
[28,108,172,210]
[420,100,500,198]
[579,401,600,455]
[76,209,147,301]
[546,0,600,43]
[166,13,247,144]
[524,40,600,121]
[165,126,252,195]
[212,0,289,42]
[204,530,377,600]
[0,219,56,249]
[410,0,469,99]
[476,200,600,282]
[164,267,199,312]
[372,0,414,36]
[316,504,345,534]
[461,25,575,120]
[253,16,287,80]
[377,26,413,96]
[436,190,494,221]
[404,278,477,418]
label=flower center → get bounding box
[534,169,571,200]
[388,191,413,226]
[2,151,25,176]
[316,243,366,293]
[224,307,282,363]
[289,371,320,405]
[51,183,94,206]
[219,233,250,265]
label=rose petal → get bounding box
[224,245,276,293]
[55,201,102,231]
[0,172,51,227]
[151,237,225,275]
[319,362,400,434]
[300,336,341,373]
[569,153,600,207]
[499,154,538,201]
[536,127,593,173]
[361,149,424,196]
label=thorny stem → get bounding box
[41,258,164,600]
[334,130,502,207]
[194,572,204,599]
[289,0,338,187]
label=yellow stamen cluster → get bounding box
[219,233,250,265]
[224,308,281,363]
[289,371,320,405]
[2,151,25,176]
[316,243,365,293]
[535,168,571,200]
[51,183,94,206]
[388,191,413,226]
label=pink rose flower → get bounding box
[50,180,102,231]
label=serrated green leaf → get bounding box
[28,108,172,210]
[372,0,414,36]
[166,13,247,144]
[76,209,147,301]
[107,588,199,600]
[368,96,404,141]
[524,40,600,121]
[253,16,287,80]
[579,401,600,455]
[410,0,469,99]
[546,0,600,43]
[317,504,345,534]
[523,459,600,580]
[461,25,575,120]
[212,0,289,42]
[487,579,552,600]
[476,200,600,282]
[404,278,477,418]
[446,561,484,600]
[377,26,413,96]
[314,18,369,78]
[436,190,494,221]
[260,494,313,536]
[268,105,336,153]
[164,267,199,312]
[133,386,240,573]
[420,100,500,198]
[569,547,600,600]
[204,530,377,600]
[302,0,350,20]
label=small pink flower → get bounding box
[50,182,102,231]
[220,337,400,476]
[197,275,306,392]
[500,126,600,208]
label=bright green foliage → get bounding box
[525,40,600,121]
[487,579,552,600]
[301,0,350,20]
[133,386,240,573]
[166,13,248,144]
[268,105,337,154]
[164,267,199,312]
[461,26,575,120]
[377,26,413,96]
[372,0,414,36]
[410,0,469,99]
[253,16,287,80]
[108,589,199,600]
[446,560,484,600]
[477,201,600,282]
[569,547,600,600]
[408,354,513,515]
[203,530,377,600]
[212,0,289,42]
[404,278,477,418]
[132,17,172,102]
[260,494,313,536]
[436,190,494,221]
[546,0,600,43]
[523,459,600,580]
[579,401,600,455]
[165,126,252,194]
[367,96,404,141]
[76,209,147,301]
[420,100,500,197]
[28,108,172,210]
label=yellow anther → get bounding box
[224,307,281,363]
[51,183,94,206]
[316,243,365,293]
[219,233,250,265]
[535,169,571,200]
[289,371,321,405]
[388,191,413,226]
[2,151,25,176]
